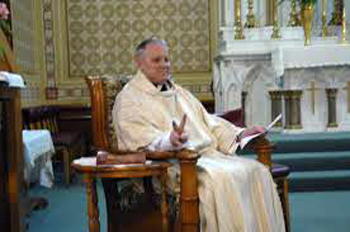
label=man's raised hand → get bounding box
[170,114,189,147]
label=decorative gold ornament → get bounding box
[272,19,281,39]
[271,0,280,39]
[341,6,347,43]
[321,0,329,37]
[288,0,301,26]
[234,0,244,40]
[235,20,245,40]
[301,4,315,46]
[245,0,258,28]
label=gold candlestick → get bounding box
[288,0,301,26]
[271,0,281,39]
[245,0,258,28]
[329,0,342,25]
[341,7,347,42]
[234,0,245,40]
[322,0,329,37]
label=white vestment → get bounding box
[112,70,285,232]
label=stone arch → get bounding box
[242,63,277,126]
[242,63,277,92]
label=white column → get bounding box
[346,0,350,23]
[242,0,248,26]
[327,0,334,21]
[345,0,350,40]
[279,0,291,27]
[226,0,235,27]
[255,0,266,26]
[219,0,225,27]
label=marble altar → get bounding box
[214,24,350,133]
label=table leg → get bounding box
[62,147,71,186]
[85,175,100,232]
[158,172,168,232]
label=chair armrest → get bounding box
[245,135,273,170]
[95,150,147,165]
[94,148,200,164]
[175,149,200,160]
[145,150,175,160]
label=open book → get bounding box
[0,71,25,88]
[239,114,282,149]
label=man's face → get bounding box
[137,43,171,84]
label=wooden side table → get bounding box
[72,157,171,232]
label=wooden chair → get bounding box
[85,75,289,232]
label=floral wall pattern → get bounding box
[66,0,211,76]
[8,0,214,106]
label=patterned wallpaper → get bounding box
[66,0,211,76]
[8,0,214,106]
[11,0,42,107]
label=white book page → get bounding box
[0,71,25,88]
[239,114,282,149]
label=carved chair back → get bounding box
[86,75,132,152]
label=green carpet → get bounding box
[27,181,350,232]
[240,131,350,192]
[27,131,350,230]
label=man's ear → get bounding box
[135,56,142,68]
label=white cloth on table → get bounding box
[23,129,55,188]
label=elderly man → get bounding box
[112,38,285,232]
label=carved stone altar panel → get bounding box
[283,66,350,132]
[213,53,278,114]
[287,69,328,132]
[213,53,280,127]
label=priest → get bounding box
[112,37,285,232]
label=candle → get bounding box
[235,0,241,19]
[322,0,327,17]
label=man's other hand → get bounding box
[241,126,265,139]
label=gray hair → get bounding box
[135,37,168,58]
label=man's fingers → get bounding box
[256,126,265,133]
[172,114,187,134]
[170,130,188,147]
[242,126,266,138]
[179,133,188,143]
[172,139,183,147]
[172,121,180,132]
[179,114,187,133]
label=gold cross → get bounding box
[306,81,319,115]
[343,81,350,113]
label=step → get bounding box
[289,170,350,192]
[239,131,350,155]
[272,151,350,172]
[268,131,350,153]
